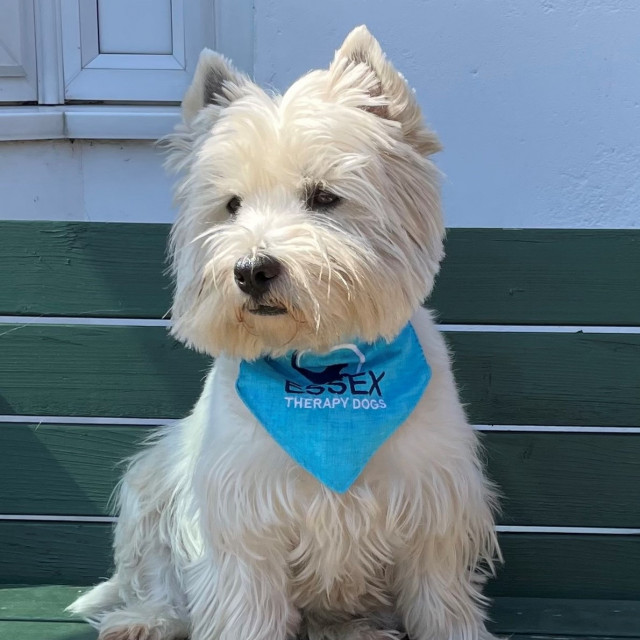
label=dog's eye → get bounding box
[226,196,242,215]
[308,188,341,211]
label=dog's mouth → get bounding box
[247,304,288,316]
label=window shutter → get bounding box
[0,0,38,103]
[60,0,215,102]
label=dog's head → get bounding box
[165,26,444,359]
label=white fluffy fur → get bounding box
[69,26,500,640]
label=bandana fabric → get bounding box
[236,323,431,492]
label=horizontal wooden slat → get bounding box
[1,587,638,639]
[3,425,639,528]
[0,324,209,419]
[1,524,638,601]
[1,325,638,425]
[0,626,634,640]
[488,534,640,599]
[431,229,640,326]
[488,598,640,638]
[507,636,640,640]
[447,331,640,427]
[0,585,89,621]
[0,622,96,640]
[1,223,639,325]
[0,222,170,319]
[483,432,640,527]
[0,424,145,516]
[0,522,113,586]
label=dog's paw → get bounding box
[306,620,405,640]
[99,625,156,640]
[98,613,188,640]
[354,631,405,640]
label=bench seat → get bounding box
[1,222,638,639]
[1,587,639,639]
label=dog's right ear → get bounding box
[330,26,441,156]
[181,49,248,126]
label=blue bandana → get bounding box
[236,323,431,492]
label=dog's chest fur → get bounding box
[199,359,404,616]
[286,491,395,615]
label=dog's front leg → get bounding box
[393,546,493,640]
[186,548,300,640]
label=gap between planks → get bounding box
[1,416,638,432]
[0,515,638,535]
[2,316,640,333]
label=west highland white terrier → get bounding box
[70,25,500,640]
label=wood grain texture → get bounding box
[1,622,631,640]
[0,585,89,621]
[2,587,639,638]
[0,522,113,586]
[0,622,97,640]
[0,324,210,418]
[1,223,639,325]
[431,229,640,325]
[0,222,170,319]
[446,331,640,427]
[507,637,640,640]
[3,424,639,528]
[1,524,638,600]
[1,324,638,425]
[483,432,640,527]
[489,534,640,599]
[0,424,146,516]
[487,598,640,637]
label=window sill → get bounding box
[0,105,181,141]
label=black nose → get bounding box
[234,255,282,297]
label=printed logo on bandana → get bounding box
[284,345,388,411]
[235,323,431,493]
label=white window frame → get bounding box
[0,0,39,102]
[0,0,254,141]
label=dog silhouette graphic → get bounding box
[291,344,366,385]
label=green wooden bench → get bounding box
[1,221,639,640]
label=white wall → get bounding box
[0,140,174,222]
[1,0,639,228]
[254,0,640,229]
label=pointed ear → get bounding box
[181,49,248,126]
[331,26,441,155]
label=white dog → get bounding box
[70,26,500,640]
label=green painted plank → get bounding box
[507,637,640,640]
[0,523,113,586]
[0,626,635,640]
[431,229,640,326]
[0,222,170,319]
[1,325,638,425]
[0,621,96,640]
[0,629,634,640]
[1,223,639,325]
[488,534,640,600]
[1,524,639,601]
[483,432,640,527]
[0,324,210,419]
[487,598,640,638]
[3,425,639,528]
[1,588,638,640]
[447,331,640,427]
[0,585,89,622]
[0,424,146,516]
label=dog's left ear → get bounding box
[330,26,441,155]
[181,49,249,126]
